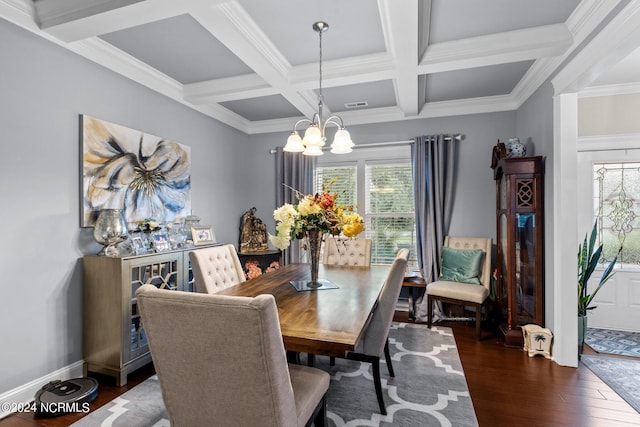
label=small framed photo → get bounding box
[153,232,171,252]
[130,233,147,255]
[192,225,216,245]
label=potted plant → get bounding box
[577,220,622,357]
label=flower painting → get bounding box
[81,115,191,227]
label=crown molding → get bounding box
[577,133,640,151]
[245,94,518,134]
[579,82,640,97]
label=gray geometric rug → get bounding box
[71,323,477,426]
[585,328,640,357]
[581,355,640,414]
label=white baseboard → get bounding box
[0,360,84,419]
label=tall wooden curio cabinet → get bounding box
[491,142,545,347]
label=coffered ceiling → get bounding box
[0,0,636,134]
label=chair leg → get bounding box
[346,353,387,415]
[383,338,394,377]
[427,295,433,328]
[307,353,315,367]
[329,356,335,366]
[306,394,327,427]
[475,303,482,340]
[371,357,387,415]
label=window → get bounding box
[314,165,356,208]
[315,158,416,267]
[593,162,640,266]
[365,162,416,265]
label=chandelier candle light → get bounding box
[283,22,354,156]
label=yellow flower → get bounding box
[342,213,364,237]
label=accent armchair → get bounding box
[426,236,492,340]
[136,285,330,427]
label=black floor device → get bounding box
[34,377,99,417]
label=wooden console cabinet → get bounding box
[83,244,217,385]
[491,142,545,348]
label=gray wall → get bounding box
[0,12,540,396]
[0,18,252,393]
[249,111,517,243]
[515,81,555,329]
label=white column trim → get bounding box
[552,93,579,367]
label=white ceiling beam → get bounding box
[191,1,318,119]
[515,0,623,106]
[184,74,276,104]
[378,0,422,117]
[420,24,573,74]
[36,0,219,42]
[289,53,395,90]
[183,54,395,104]
[553,0,640,95]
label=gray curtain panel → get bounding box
[274,148,316,264]
[411,135,458,322]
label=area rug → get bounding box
[585,328,640,357]
[581,355,640,414]
[71,323,477,426]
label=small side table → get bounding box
[402,275,426,320]
[237,249,281,279]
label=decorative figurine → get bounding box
[239,207,268,253]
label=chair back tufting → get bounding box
[444,236,492,291]
[189,244,246,294]
[323,238,372,266]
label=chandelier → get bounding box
[283,21,354,156]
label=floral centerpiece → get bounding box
[269,180,364,285]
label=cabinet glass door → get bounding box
[515,213,536,325]
[499,213,508,319]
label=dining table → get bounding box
[215,263,390,357]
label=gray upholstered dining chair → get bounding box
[323,237,372,266]
[426,236,492,340]
[189,243,246,293]
[338,248,409,415]
[136,284,330,427]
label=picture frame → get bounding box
[191,225,216,245]
[153,232,171,252]
[130,233,147,255]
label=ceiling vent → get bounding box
[344,101,368,109]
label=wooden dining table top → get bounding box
[215,263,390,357]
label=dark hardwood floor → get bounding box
[2,311,638,426]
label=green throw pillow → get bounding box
[438,246,483,284]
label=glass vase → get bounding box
[307,230,323,287]
[93,209,128,257]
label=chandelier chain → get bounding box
[318,26,323,104]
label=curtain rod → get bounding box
[269,134,462,154]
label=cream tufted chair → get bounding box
[426,236,492,340]
[189,244,246,294]
[323,237,372,266]
[136,285,329,426]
